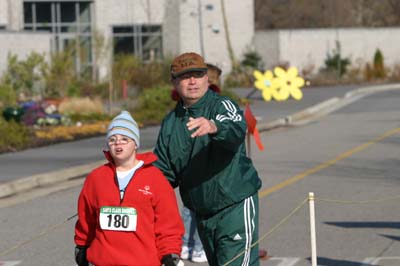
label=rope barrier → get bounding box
[2,192,400,262]
[224,192,400,266]
[316,195,400,204]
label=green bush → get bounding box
[0,117,32,152]
[112,54,141,100]
[132,85,175,125]
[112,54,172,100]
[0,82,17,107]
[130,59,172,90]
[373,49,386,79]
[241,49,264,70]
[223,67,253,89]
[80,82,109,99]
[323,41,350,77]
[4,52,47,98]
[44,49,77,98]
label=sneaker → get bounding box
[180,246,190,260]
[191,250,207,263]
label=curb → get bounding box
[0,160,105,198]
[344,83,400,98]
[1,83,400,199]
[257,97,340,131]
[258,83,400,129]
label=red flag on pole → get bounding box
[244,104,264,151]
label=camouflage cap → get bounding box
[170,52,208,78]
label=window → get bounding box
[36,2,52,23]
[113,25,163,61]
[23,3,33,24]
[23,1,92,74]
[60,2,76,23]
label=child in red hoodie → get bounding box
[74,111,184,266]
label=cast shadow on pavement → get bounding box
[306,257,375,266]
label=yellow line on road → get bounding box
[259,127,400,199]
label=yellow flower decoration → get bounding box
[253,70,282,101]
[273,67,305,100]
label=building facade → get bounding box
[0,0,255,79]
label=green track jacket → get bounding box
[154,89,262,217]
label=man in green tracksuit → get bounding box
[154,52,262,266]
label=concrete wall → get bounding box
[163,0,181,57]
[254,30,280,70]
[164,0,254,77]
[0,32,52,76]
[1,0,23,30]
[255,28,400,74]
[0,0,8,27]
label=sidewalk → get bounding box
[1,84,399,198]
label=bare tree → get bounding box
[255,0,400,29]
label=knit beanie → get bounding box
[106,111,140,148]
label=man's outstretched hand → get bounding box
[187,117,217,138]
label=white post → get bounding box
[309,192,317,266]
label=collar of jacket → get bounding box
[176,88,214,115]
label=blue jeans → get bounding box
[181,206,204,252]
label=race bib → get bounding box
[99,206,137,231]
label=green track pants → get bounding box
[197,193,259,266]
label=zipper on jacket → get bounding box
[118,166,144,204]
[119,189,125,201]
[113,173,124,204]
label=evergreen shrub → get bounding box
[373,49,386,79]
[0,117,32,152]
[131,85,175,125]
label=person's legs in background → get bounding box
[181,206,207,263]
[181,206,192,260]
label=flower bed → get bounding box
[34,121,109,141]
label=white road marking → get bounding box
[362,257,400,265]
[267,257,300,266]
[0,261,21,266]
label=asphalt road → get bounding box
[0,85,359,184]
[256,89,400,265]
[1,84,400,266]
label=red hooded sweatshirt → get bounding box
[74,152,184,266]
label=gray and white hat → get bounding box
[106,111,140,148]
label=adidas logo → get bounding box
[233,233,242,240]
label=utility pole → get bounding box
[220,0,237,69]
[197,0,205,56]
